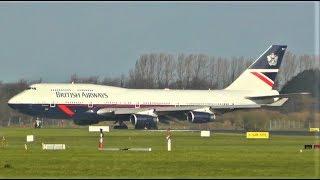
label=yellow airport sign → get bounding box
[309,128,319,132]
[246,132,269,139]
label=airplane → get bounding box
[7,45,305,129]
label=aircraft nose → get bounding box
[8,96,19,109]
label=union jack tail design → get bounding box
[225,45,287,91]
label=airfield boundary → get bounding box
[0,128,319,178]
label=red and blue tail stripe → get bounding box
[251,71,276,87]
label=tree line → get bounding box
[69,51,319,91]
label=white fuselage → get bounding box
[9,83,278,107]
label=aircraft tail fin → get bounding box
[225,45,287,91]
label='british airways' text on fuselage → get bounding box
[55,92,108,98]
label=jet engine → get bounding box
[130,114,158,129]
[187,111,215,123]
[72,110,104,125]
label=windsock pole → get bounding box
[166,128,172,151]
[98,128,104,150]
[167,137,171,151]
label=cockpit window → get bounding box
[27,87,36,90]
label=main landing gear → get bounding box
[113,120,128,129]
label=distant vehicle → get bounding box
[8,45,307,129]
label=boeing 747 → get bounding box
[8,45,304,129]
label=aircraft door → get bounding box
[88,102,93,108]
[135,102,140,108]
[50,102,55,108]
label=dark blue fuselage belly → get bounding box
[8,104,107,121]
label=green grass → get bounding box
[0,127,319,178]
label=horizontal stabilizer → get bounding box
[245,92,310,100]
[262,98,289,107]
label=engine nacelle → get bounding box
[187,111,215,123]
[130,114,158,129]
[72,110,103,125]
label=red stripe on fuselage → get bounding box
[57,104,75,117]
[251,72,274,87]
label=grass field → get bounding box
[0,127,319,178]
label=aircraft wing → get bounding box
[261,98,289,107]
[96,104,261,116]
[97,106,204,116]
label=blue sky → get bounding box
[0,2,318,83]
